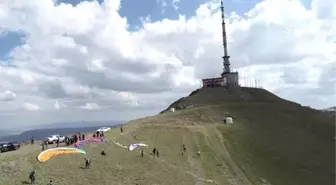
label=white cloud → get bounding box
[54,100,66,109]
[0,90,16,101]
[116,91,141,107]
[0,0,335,129]
[80,103,100,110]
[22,102,41,111]
[172,0,180,10]
[156,0,168,14]
[311,0,336,19]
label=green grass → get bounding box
[0,87,334,185]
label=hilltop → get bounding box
[161,87,301,112]
[0,87,334,185]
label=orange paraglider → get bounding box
[37,147,86,162]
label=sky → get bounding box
[0,0,335,130]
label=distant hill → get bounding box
[322,106,336,112]
[0,130,10,137]
[0,120,126,136]
[0,122,124,142]
[28,120,126,130]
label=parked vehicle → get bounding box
[96,127,111,133]
[0,141,20,153]
[46,134,65,144]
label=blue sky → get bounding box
[58,0,262,24]
[0,0,312,61]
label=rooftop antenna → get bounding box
[220,0,231,76]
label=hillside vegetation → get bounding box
[0,87,334,185]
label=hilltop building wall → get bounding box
[202,71,239,88]
[223,72,239,87]
[202,77,224,87]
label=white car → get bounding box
[46,134,65,144]
[96,127,111,132]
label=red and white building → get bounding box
[202,71,239,88]
[202,77,224,87]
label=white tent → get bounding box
[225,117,233,124]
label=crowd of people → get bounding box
[39,131,108,151]
[27,126,200,184]
[28,130,109,184]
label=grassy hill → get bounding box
[0,87,334,185]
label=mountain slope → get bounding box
[0,87,334,185]
[322,106,336,112]
[160,87,335,185]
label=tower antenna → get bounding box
[220,0,231,76]
[201,1,239,88]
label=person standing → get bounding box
[85,158,91,169]
[74,134,78,143]
[101,150,106,156]
[152,148,157,157]
[141,148,144,157]
[120,126,123,133]
[56,138,59,147]
[41,142,45,151]
[31,136,34,145]
[29,170,36,184]
[70,136,74,145]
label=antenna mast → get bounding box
[221,0,231,75]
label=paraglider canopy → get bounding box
[129,143,148,151]
[37,147,86,163]
[74,137,108,148]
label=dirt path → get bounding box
[184,133,205,185]
[213,128,252,185]
[142,124,223,129]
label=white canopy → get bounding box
[128,143,148,151]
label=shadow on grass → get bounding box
[79,166,88,169]
[21,180,30,184]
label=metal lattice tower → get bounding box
[220,0,231,75]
